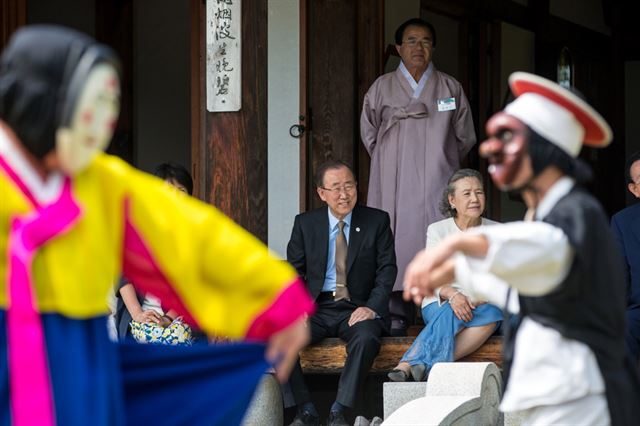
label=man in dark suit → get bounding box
[285,160,397,426]
[611,150,640,363]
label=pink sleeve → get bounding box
[245,277,315,340]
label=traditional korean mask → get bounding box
[0,26,120,174]
[55,63,120,175]
[480,112,532,191]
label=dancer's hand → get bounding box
[267,317,310,383]
[403,237,459,305]
[404,233,489,305]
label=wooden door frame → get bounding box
[298,0,384,212]
[190,0,206,200]
[1,0,26,50]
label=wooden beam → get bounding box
[190,0,206,200]
[1,0,26,50]
[300,336,503,374]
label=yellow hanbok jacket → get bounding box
[0,128,313,340]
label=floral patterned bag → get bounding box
[130,318,193,346]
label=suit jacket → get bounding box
[286,205,397,321]
[611,202,640,309]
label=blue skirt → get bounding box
[401,301,502,368]
[0,311,269,426]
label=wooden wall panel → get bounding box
[356,0,384,205]
[202,0,269,242]
[307,0,357,209]
[304,0,382,209]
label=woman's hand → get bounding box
[132,309,162,324]
[449,292,475,322]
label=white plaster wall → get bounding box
[267,0,301,258]
[550,0,610,35]
[625,61,640,206]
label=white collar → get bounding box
[0,126,64,205]
[399,61,433,98]
[535,176,575,220]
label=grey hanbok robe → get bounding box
[361,65,476,291]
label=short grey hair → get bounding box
[439,169,484,217]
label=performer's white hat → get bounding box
[504,72,612,158]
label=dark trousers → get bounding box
[626,307,640,363]
[286,297,384,408]
[388,291,414,333]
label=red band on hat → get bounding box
[510,73,612,147]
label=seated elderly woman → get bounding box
[388,169,502,382]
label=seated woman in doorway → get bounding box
[388,169,502,382]
[115,162,197,345]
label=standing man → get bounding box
[361,18,476,335]
[611,150,640,363]
[404,72,640,424]
[285,160,397,426]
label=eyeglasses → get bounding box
[403,38,433,48]
[321,183,357,194]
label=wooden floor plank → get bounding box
[300,336,503,374]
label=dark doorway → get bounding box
[300,0,383,211]
[21,0,191,175]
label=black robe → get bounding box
[503,186,640,425]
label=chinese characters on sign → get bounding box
[206,0,241,111]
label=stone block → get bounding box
[383,362,503,425]
[241,374,283,426]
[504,410,525,426]
[383,381,428,419]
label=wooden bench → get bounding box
[300,335,503,374]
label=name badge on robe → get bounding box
[437,97,456,112]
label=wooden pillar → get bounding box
[191,0,269,242]
[1,0,26,50]
[356,0,384,205]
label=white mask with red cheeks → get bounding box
[55,63,120,176]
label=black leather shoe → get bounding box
[387,369,409,382]
[327,410,349,426]
[410,364,427,382]
[289,410,320,426]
